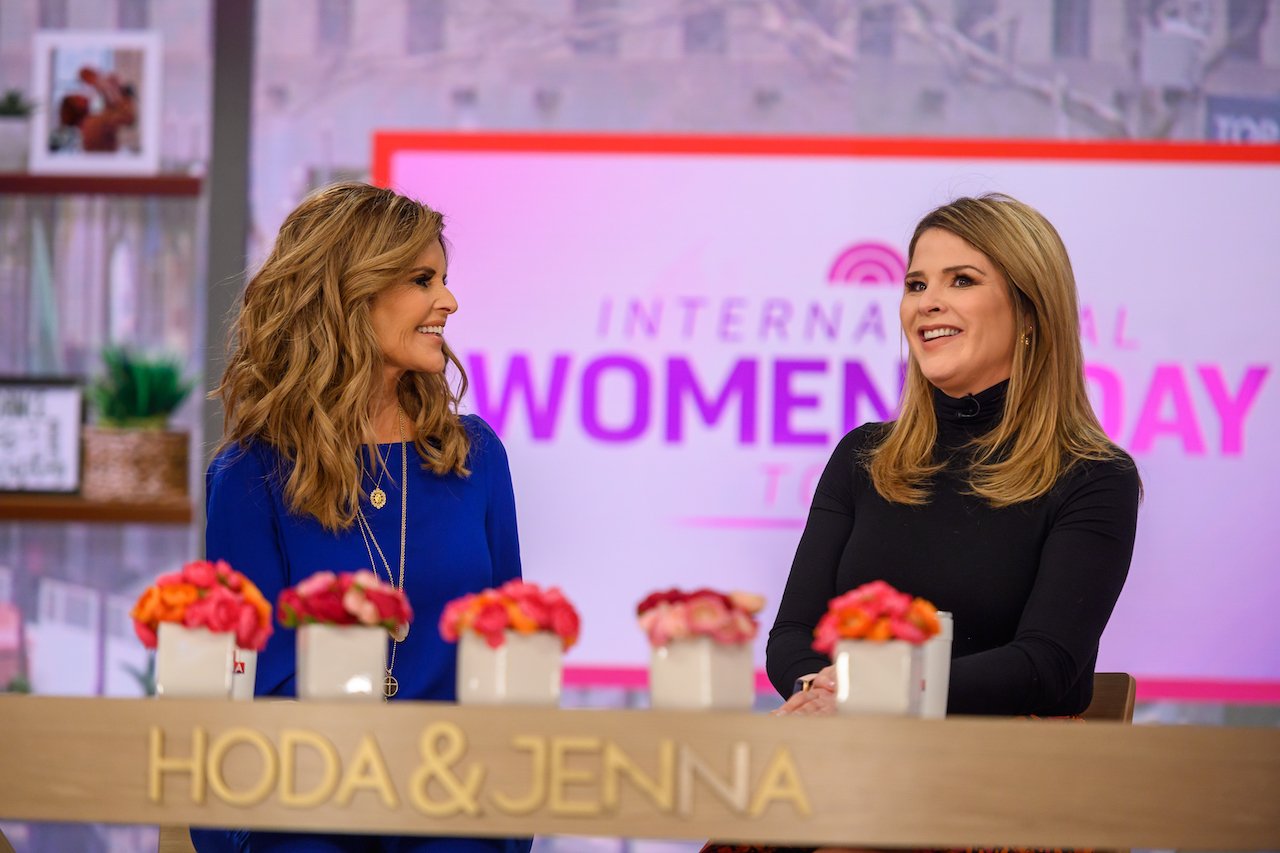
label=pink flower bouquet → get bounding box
[131,559,273,652]
[812,579,941,656]
[439,580,580,651]
[277,570,413,642]
[636,588,765,647]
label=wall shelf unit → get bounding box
[0,493,192,525]
[0,173,202,197]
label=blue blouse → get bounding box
[194,414,529,853]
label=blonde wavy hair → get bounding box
[214,182,471,530]
[870,193,1127,507]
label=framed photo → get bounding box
[28,31,162,176]
[0,378,84,494]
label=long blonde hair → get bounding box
[870,193,1126,507]
[215,182,471,530]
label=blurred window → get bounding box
[859,3,896,58]
[571,0,620,57]
[1226,0,1268,61]
[1053,0,1091,59]
[117,0,149,30]
[318,0,353,51]
[683,6,727,56]
[796,0,842,35]
[38,0,69,29]
[956,0,999,52]
[407,0,446,54]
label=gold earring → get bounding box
[1020,330,1032,347]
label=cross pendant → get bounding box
[384,673,398,698]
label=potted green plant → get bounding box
[0,89,36,172]
[82,346,195,503]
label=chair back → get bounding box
[1083,672,1136,723]
[157,826,196,853]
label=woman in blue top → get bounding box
[193,182,529,853]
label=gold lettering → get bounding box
[602,739,674,812]
[148,726,207,804]
[335,734,399,808]
[280,729,341,808]
[490,736,548,815]
[748,746,811,816]
[548,736,603,816]
[678,742,750,815]
[409,722,484,816]
[207,727,279,807]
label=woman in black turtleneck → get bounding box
[767,194,1140,718]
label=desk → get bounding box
[0,696,1277,849]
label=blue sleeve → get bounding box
[205,443,297,697]
[467,415,522,585]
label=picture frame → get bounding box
[0,378,84,494]
[27,30,162,176]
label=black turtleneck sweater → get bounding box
[766,381,1140,716]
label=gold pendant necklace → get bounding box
[367,441,392,510]
[355,408,408,699]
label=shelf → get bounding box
[0,173,202,197]
[0,493,193,525]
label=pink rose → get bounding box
[308,589,353,624]
[277,588,308,626]
[636,588,683,616]
[297,570,337,598]
[729,591,765,615]
[351,569,381,590]
[181,561,218,588]
[213,560,242,591]
[686,594,730,636]
[889,617,927,644]
[549,602,580,648]
[652,604,690,646]
[439,596,473,642]
[235,602,266,650]
[134,620,157,649]
[342,586,381,625]
[473,601,509,642]
[812,612,839,656]
[154,571,184,587]
[184,586,240,633]
[365,587,412,627]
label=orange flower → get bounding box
[503,600,539,633]
[158,583,199,617]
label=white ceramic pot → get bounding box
[296,623,386,702]
[456,630,562,706]
[834,639,923,717]
[154,622,234,699]
[231,647,258,701]
[649,636,754,711]
[0,118,29,171]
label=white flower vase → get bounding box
[296,624,387,702]
[457,630,563,706]
[649,636,754,711]
[835,639,924,717]
[231,648,258,701]
[920,611,953,719]
[154,622,235,699]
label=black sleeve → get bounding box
[765,427,870,697]
[948,456,1141,715]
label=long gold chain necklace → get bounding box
[355,408,407,699]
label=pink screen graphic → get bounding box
[376,133,1280,702]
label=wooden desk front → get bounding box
[0,696,1277,850]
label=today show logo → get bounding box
[827,241,906,287]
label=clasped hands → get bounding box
[771,665,837,716]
